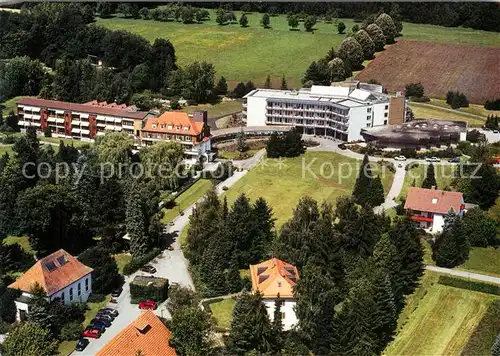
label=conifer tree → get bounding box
[422,163,437,189]
[266,132,283,158]
[126,183,149,258]
[371,175,385,206]
[228,193,255,266]
[353,154,372,205]
[432,214,470,268]
[239,13,248,27]
[251,197,275,262]
[372,233,398,274]
[372,274,398,352]
[226,258,242,293]
[236,127,249,152]
[215,76,228,95]
[272,296,283,351]
[264,74,271,89]
[280,75,288,90]
[344,204,382,258]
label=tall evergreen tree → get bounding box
[126,183,149,258]
[228,193,256,266]
[226,258,242,293]
[469,162,499,210]
[344,204,382,258]
[272,296,283,351]
[264,74,271,89]
[236,128,249,153]
[372,274,398,352]
[266,132,283,158]
[462,207,497,247]
[421,163,437,189]
[251,197,275,262]
[281,75,288,90]
[432,214,470,268]
[215,76,228,95]
[229,292,274,354]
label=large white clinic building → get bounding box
[243,82,408,142]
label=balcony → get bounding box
[411,215,433,223]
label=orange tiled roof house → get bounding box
[404,187,465,234]
[249,258,300,331]
[140,110,212,160]
[8,249,93,321]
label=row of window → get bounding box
[143,133,194,141]
[60,278,89,303]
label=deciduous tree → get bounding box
[354,29,375,59]
[375,13,397,44]
[337,21,346,34]
[170,307,214,356]
[366,23,386,51]
[239,13,248,27]
[338,37,364,70]
[261,13,271,28]
[2,322,59,356]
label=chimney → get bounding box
[193,110,208,125]
[431,186,436,190]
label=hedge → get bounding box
[437,276,500,296]
[123,248,161,276]
[130,276,169,303]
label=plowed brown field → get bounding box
[355,40,500,104]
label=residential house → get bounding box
[140,110,212,161]
[404,187,465,233]
[8,249,93,321]
[96,310,177,356]
[249,258,300,330]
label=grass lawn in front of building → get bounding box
[209,298,236,329]
[400,163,456,199]
[184,100,243,118]
[161,179,214,224]
[224,151,394,227]
[385,271,498,356]
[113,253,133,274]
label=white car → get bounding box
[394,155,407,161]
[425,157,440,162]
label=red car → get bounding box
[139,300,157,310]
[81,327,101,339]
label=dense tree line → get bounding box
[186,189,275,297]
[446,91,469,109]
[190,2,500,31]
[485,98,500,111]
[266,128,305,158]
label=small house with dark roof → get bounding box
[249,258,300,330]
[8,249,93,321]
[404,187,465,233]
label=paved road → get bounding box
[425,265,500,285]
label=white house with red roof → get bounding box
[8,249,93,321]
[249,258,300,330]
[404,187,465,233]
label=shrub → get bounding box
[438,276,500,296]
[60,321,83,341]
[405,83,424,98]
[122,248,161,275]
[484,98,500,111]
[130,275,169,303]
[87,293,106,303]
[446,91,469,108]
[405,162,419,171]
[467,129,485,143]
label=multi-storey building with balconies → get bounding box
[243,81,407,142]
[140,110,212,160]
[17,98,150,142]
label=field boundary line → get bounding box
[425,265,500,285]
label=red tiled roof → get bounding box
[96,311,177,356]
[249,258,299,298]
[8,249,93,296]
[142,111,204,136]
[18,98,148,120]
[404,187,464,215]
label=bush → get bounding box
[130,275,169,303]
[438,276,500,296]
[122,248,161,275]
[467,129,485,143]
[0,320,10,334]
[60,321,83,341]
[484,98,500,111]
[446,91,469,109]
[411,96,430,103]
[87,293,106,303]
[405,83,424,98]
[405,162,419,171]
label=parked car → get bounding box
[448,157,460,163]
[75,337,89,351]
[99,308,119,317]
[111,287,122,298]
[425,157,440,162]
[139,300,157,310]
[140,265,157,274]
[81,327,101,339]
[92,317,112,326]
[494,130,499,134]
[89,323,106,333]
[96,312,114,321]
[338,143,347,150]
[394,155,407,161]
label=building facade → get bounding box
[243,82,408,142]
[17,98,149,141]
[8,249,93,321]
[249,258,300,330]
[140,110,212,160]
[404,187,465,233]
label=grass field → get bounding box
[113,253,133,274]
[1,96,32,115]
[209,298,236,329]
[97,11,500,87]
[224,151,394,227]
[458,247,500,277]
[410,102,487,127]
[161,179,214,224]
[184,100,243,117]
[386,271,498,356]
[428,98,500,119]
[399,163,456,199]
[3,235,34,255]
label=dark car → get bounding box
[140,265,157,274]
[111,287,122,298]
[75,337,89,351]
[89,323,106,333]
[95,313,114,322]
[91,318,111,327]
[100,308,119,317]
[338,143,347,150]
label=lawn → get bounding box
[385,271,498,356]
[224,151,394,227]
[161,179,214,224]
[184,100,243,118]
[97,12,500,87]
[428,98,500,119]
[209,298,236,329]
[39,136,92,148]
[410,102,487,127]
[400,163,456,199]
[458,247,500,277]
[113,253,132,274]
